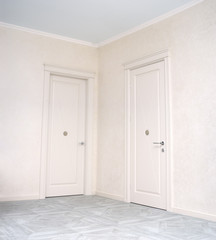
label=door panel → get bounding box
[130,61,167,209]
[46,75,86,197]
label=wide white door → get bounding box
[46,75,86,197]
[130,61,167,209]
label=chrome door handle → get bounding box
[153,141,164,145]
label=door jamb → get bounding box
[39,65,96,199]
[124,50,172,211]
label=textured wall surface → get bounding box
[0,0,216,221]
[0,28,98,200]
[97,0,216,218]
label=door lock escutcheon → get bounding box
[63,131,68,136]
[145,130,149,136]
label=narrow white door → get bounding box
[130,61,167,209]
[46,75,86,197]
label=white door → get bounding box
[46,74,86,197]
[130,61,167,209]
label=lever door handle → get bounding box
[153,141,164,145]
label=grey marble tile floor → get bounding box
[0,195,215,240]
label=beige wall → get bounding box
[97,0,216,219]
[0,27,98,200]
[0,0,216,221]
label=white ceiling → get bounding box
[0,0,202,45]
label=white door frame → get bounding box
[124,50,172,210]
[39,65,95,199]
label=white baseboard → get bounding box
[0,195,39,202]
[171,206,216,222]
[96,191,124,201]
